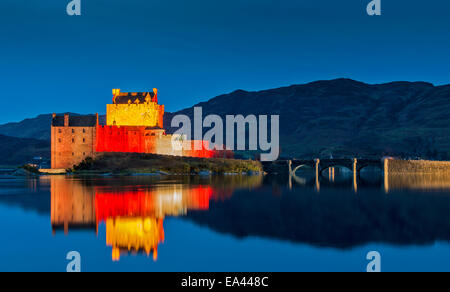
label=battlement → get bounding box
[108,88,164,128]
[112,88,158,104]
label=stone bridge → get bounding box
[289,158,383,176]
[288,158,384,192]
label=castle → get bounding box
[51,89,228,169]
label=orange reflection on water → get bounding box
[50,177,215,261]
[51,177,97,234]
[95,185,213,222]
[95,185,213,261]
[107,217,164,262]
[385,173,450,192]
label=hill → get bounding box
[0,135,50,165]
[165,79,450,159]
[1,79,450,160]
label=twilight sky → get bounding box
[0,0,449,123]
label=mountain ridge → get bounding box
[1,78,449,164]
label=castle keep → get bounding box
[51,89,222,169]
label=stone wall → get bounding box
[387,159,450,174]
[51,125,96,169]
[106,103,164,128]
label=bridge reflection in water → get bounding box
[46,169,450,263]
[50,176,262,261]
[288,158,450,194]
[288,158,382,193]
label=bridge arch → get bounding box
[319,165,353,176]
[292,164,314,175]
[358,164,383,173]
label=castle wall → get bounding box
[96,125,215,158]
[96,125,163,154]
[51,90,230,169]
[106,103,164,128]
[51,124,96,169]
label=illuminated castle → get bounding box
[51,89,228,169]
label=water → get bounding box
[0,171,450,272]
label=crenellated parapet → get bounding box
[108,89,164,128]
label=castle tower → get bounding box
[107,89,165,128]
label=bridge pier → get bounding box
[383,158,389,194]
[315,159,320,192]
[288,160,293,190]
[353,158,358,193]
[329,167,335,182]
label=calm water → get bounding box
[0,171,450,272]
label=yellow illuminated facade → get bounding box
[106,217,165,262]
[107,88,165,128]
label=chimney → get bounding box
[52,113,56,119]
[64,114,69,127]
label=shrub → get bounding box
[73,157,94,171]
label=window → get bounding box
[83,129,86,134]
[83,138,86,143]
[72,138,75,143]
[58,129,62,134]
[58,138,61,143]
[72,153,74,156]
[83,152,86,156]
[72,129,75,134]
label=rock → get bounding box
[130,173,159,177]
[12,168,37,177]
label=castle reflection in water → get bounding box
[50,176,262,262]
[46,170,450,262]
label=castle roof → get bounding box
[52,115,97,127]
[114,92,157,104]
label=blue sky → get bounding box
[0,0,449,123]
